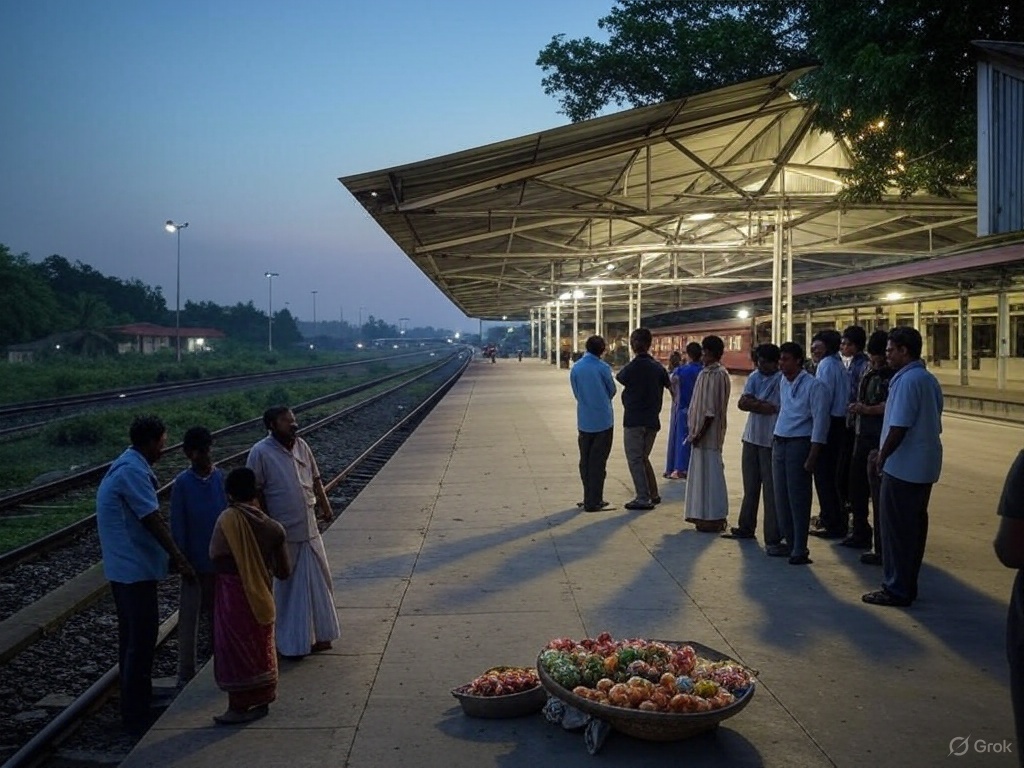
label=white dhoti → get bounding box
[684,447,729,522]
[273,534,341,656]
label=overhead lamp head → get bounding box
[737,308,751,320]
[605,263,615,270]
[165,221,176,233]
[885,291,903,301]
[687,213,715,222]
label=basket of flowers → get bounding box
[536,633,756,741]
[451,666,548,718]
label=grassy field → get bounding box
[0,345,363,404]
[0,500,96,554]
[0,370,384,492]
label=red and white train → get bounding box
[650,318,760,374]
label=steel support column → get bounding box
[998,291,1009,390]
[771,204,784,344]
[958,292,970,386]
[572,297,579,355]
[555,300,561,367]
[596,286,603,341]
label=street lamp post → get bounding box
[311,290,318,326]
[265,272,279,352]
[165,220,189,362]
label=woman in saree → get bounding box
[209,467,291,725]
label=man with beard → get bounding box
[247,406,341,657]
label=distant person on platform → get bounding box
[862,327,943,607]
[994,450,1024,761]
[809,329,849,539]
[97,415,196,735]
[209,467,290,725]
[684,335,731,533]
[569,335,616,512]
[667,343,704,480]
[247,406,341,656]
[616,328,671,510]
[725,343,782,546]
[518,350,523,362]
[170,426,227,687]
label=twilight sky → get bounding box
[0,0,613,332]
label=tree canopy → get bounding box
[0,244,300,352]
[537,0,1022,199]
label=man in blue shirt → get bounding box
[725,343,782,546]
[97,415,196,735]
[616,328,672,510]
[170,426,227,685]
[809,329,849,539]
[770,342,829,565]
[570,336,616,512]
[862,326,943,607]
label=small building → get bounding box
[107,323,226,355]
[975,40,1024,236]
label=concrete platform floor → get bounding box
[123,357,1023,768]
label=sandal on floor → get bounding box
[861,590,911,607]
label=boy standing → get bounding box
[171,426,227,685]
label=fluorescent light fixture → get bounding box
[605,263,615,270]
[737,309,750,320]
[885,292,904,301]
[572,290,585,299]
[558,291,572,300]
[687,213,715,222]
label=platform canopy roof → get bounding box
[339,68,979,322]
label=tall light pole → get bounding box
[165,220,188,362]
[265,271,279,352]
[358,306,367,332]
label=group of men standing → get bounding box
[95,406,340,732]
[569,324,944,607]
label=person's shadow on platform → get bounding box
[437,704,765,767]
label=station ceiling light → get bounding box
[737,308,751,319]
[885,291,904,301]
[686,213,715,222]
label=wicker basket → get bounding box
[536,640,755,741]
[451,667,548,718]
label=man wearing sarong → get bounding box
[247,406,341,657]
[684,335,731,533]
[209,468,290,724]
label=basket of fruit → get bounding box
[537,633,756,741]
[451,666,548,718]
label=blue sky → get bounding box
[0,0,613,331]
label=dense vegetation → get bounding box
[537,0,1022,200]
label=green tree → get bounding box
[537,0,1022,199]
[0,244,59,346]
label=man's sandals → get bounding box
[214,705,269,726]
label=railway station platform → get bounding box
[123,356,1023,768]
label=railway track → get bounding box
[0,348,440,439]
[0,349,471,768]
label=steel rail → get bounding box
[0,351,470,768]
[0,355,447,515]
[0,352,460,572]
[0,348,439,418]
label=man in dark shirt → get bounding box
[842,330,893,554]
[994,449,1024,763]
[616,328,671,510]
